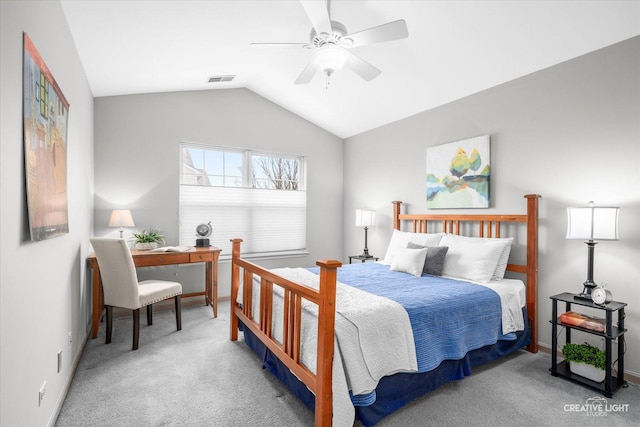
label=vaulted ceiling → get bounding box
[61,1,640,138]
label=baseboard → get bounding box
[48,329,89,427]
[537,343,639,385]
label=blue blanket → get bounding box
[309,262,503,373]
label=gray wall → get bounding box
[344,36,640,376]
[0,1,95,426]
[94,89,344,296]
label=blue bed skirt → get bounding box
[239,310,530,426]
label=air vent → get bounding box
[208,75,235,83]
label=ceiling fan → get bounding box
[251,0,409,86]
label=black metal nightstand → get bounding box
[348,255,379,264]
[550,292,627,397]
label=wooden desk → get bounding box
[87,246,221,339]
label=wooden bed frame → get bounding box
[230,194,540,427]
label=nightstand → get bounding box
[550,292,627,397]
[349,255,379,264]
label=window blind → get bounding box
[179,185,306,257]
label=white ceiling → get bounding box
[60,0,640,139]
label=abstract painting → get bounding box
[23,33,70,241]
[426,135,490,208]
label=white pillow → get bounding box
[438,234,509,283]
[383,230,444,263]
[390,247,428,277]
[492,238,513,279]
[440,234,513,280]
[438,234,513,280]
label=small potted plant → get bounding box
[562,342,606,382]
[131,227,165,250]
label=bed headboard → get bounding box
[392,194,541,353]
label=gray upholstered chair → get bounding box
[90,237,183,350]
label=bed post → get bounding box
[230,238,243,342]
[315,259,341,427]
[524,194,540,353]
[392,201,402,230]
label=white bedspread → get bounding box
[241,267,417,427]
[443,275,527,334]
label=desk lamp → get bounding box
[566,201,619,301]
[108,209,136,239]
[355,209,376,258]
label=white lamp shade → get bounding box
[108,210,136,228]
[566,204,619,241]
[355,209,376,227]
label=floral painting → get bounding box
[23,33,70,241]
[426,135,490,208]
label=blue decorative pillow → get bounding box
[406,242,449,276]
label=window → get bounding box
[179,143,306,258]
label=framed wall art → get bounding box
[426,135,490,209]
[23,33,70,241]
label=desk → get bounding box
[87,246,221,339]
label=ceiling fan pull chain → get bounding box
[325,68,334,89]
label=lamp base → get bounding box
[573,281,597,302]
[573,293,594,302]
[360,248,372,258]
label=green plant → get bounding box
[562,342,606,370]
[132,227,165,244]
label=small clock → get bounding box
[591,285,612,305]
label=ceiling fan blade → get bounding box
[346,19,409,48]
[300,0,332,37]
[250,42,309,49]
[294,61,319,84]
[345,51,381,81]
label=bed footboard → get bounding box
[230,239,340,427]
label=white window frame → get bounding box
[179,142,307,260]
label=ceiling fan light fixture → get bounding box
[312,45,347,74]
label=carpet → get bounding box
[55,301,638,427]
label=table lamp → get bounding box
[566,201,619,301]
[108,209,136,238]
[355,209,376,258]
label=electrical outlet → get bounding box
[39,381,46,406]
[57,350,62,374]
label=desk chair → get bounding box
[90,237,183,350]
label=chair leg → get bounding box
[132,308,140,351]
[106,306,113,344]
[175,295,182,331]
[147,304,153,325]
